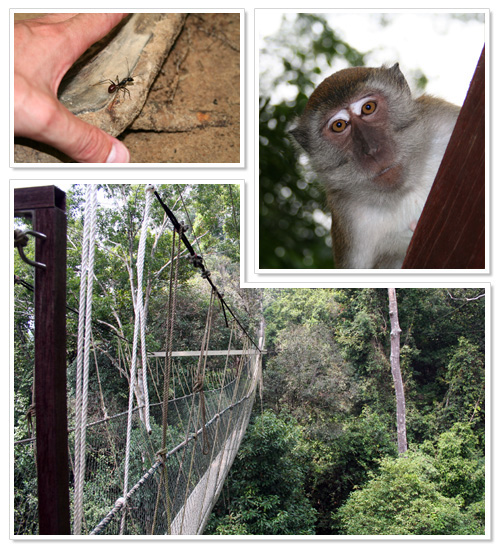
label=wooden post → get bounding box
[403,46,485,269]
[14,186,70,534]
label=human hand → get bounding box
[14,13,130,163]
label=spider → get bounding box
[94,59,135,107]
[101,74,134,99]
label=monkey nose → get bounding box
[365,144,380,158]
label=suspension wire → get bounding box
[66,187,262,536]
[175,287,216,534]
[161,224,183,450]
[152,220,183,535]
[176,185,203,257]
[153,190,260,351]
[195,319,236,529]
[193,287,216,456]
[73,184,98,535]
[91,331,108,420]
[14,274,34,292]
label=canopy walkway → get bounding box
[13,184,264,536]
[84,329,263,536]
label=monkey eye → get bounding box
[330,119,349,133]
[361,100,377,115]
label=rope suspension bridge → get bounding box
[13,184,264,536]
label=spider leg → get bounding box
[93,78,116,87]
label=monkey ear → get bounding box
[387,63,411,94]
[289,119,310,151]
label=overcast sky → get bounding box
[257,10,486,107]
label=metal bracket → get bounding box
[14,229,47,269]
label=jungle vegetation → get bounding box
[207,287,486,535]
[13,184,486,536]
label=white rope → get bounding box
[73,185,98,535]
[139,186,154,434]
[120,185,155,533]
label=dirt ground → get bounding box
[13,13,241,164]
[125,13,240,164]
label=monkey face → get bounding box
[288,63,459,268]
[290,64,417,197]
[320,92,403,188]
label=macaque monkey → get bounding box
[290,63,460,269]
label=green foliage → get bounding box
[334,291,396,414]
[209,513,249,535]
[13,444,38,534]
[259,14,366,268]
[259,288,485,534]
[426,422,485,508]
[335,449,484,535]
[440,338,485,427]
[263,325,358,452]
[333,288,486,443]
[394,290,485,400]
[335,289,390,374]
[262,289,355,430]
[330,407,398,477]
[13,182,251,535]
[206,411,317,535]
[336,310,378,365]
[311,407,398,533]
[263,288,341,345]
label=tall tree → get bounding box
[388,288,408,454]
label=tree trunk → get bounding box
[388,288,408,454]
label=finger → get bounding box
[15,88,129,163]
[54,107,131,163]
[59,116,131,163]
[14,13,128,93]
[18,13,78,24]
[60,13,129,66]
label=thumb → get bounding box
[21,96,131,163]
[14,51,130,163]
[55,107,130,163]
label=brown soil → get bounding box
[125,13,240,164]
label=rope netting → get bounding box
[13,184,263,536]
[87,346,260,535]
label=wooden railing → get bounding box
[403,46,485,269]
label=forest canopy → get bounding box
[13,185,486,536]
[208,287,487,535]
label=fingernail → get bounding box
[106,140,130,163]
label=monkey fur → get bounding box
[290,63,460,269]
